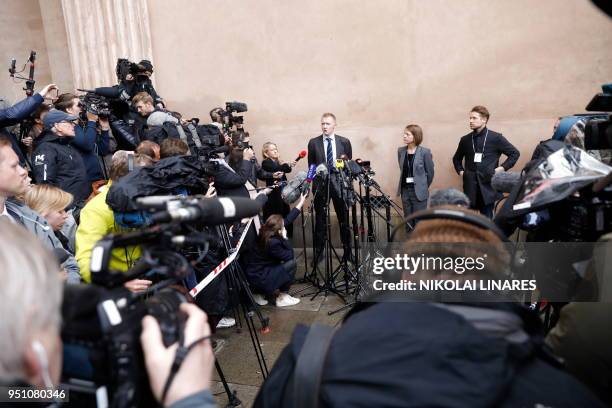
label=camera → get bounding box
[61,195,262,407]
[79,92,111,119]
[61,226,195,407]
[218,101,248,134]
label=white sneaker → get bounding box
[216,316,236,329]
[253,293,269,306]
[276,292,301,307]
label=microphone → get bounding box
[491,171,522,194]
[315,163,328,178]
[9,58,16,75]
[294,150,307,162]
[306,164,316,183]
[281,171,307,204]
[151,196,262,224]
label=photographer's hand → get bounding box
[124,279,153,292]
[243,148,255,161]
[86,111,99,122]
[141,303,214,407]
[494,166,505,173]
[99,117,110,131]
[38,83,58,98]
[272,171,284,179]
[205,182,216,198]
[21,136,33,147]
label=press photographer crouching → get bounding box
[245,192,307,307]
[255,207,604,407]
[0,219,217,408]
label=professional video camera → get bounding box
[61,195,262,407]
[79,92,111,120]
[498,84,612,242]
[219,101,248,134]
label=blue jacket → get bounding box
[0,94,44,166]
[71,120,110,181]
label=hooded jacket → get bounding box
[32,130,92,206]
[5,199,80,284]
[255,302,604,407]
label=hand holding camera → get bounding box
[140,303,214,406]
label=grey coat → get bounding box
[396,145,435,201]
[5,199,81,284]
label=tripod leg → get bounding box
[215,359,242,407]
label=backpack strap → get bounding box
[186,123,203,148]
[175,124,191,146]
[289,324,336,408]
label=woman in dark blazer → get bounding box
[397,124,435,229]
[245,193,306,307]
[261,142,296,235]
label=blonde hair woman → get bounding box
[25,184,73,250]
[261,142,297,236]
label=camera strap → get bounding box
[161,334,212,405]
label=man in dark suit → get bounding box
[452,106,519,218]
[307,112,352,263]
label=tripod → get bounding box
[302,169,355,301]
[328,171,400,315]
[217,224,269,376]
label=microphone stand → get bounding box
[300,168,347,302]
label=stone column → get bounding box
[60,0,153,89]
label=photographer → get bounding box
[32,109,92,215]
[245,192,307,307]
[0,219,217,408]
[230,132,281,186]
[108,91,155,150]
[20,103,51,162]
[0,83,57,167]
[54,93,111,183]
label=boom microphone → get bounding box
[491,171,522,194]
[294,150,307,162]
[315,163,328,177]
[151,196,261,224]
[282,171,307,204]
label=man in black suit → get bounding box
[452,106,519,218]
[307,112,352,264]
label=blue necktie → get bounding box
[325,137,334,168]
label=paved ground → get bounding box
[210,260,350,407]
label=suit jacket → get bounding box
[307,134,352,194]
[396,145,434,201]
[452,128,520,206]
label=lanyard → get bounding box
[471,128,489,154]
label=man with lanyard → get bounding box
[452,105,519,218]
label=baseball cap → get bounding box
[43,109,78,130]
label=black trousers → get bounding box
[313,180,352,254]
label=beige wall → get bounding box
[0,0,52,105]
[147,0,612,196]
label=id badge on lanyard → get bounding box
[472,129,488,164]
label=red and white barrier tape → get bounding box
[189,218,253,298]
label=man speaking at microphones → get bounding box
[307,112,353,265]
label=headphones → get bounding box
[391,207,510,243]
[31,340,54,389]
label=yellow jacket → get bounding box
[76,183,141,283]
